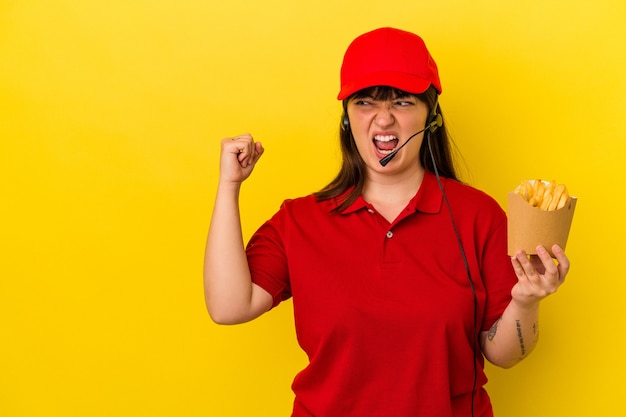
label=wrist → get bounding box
[217,179,243,193]
[510,296,541,312]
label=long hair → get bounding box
[314,85,460,213]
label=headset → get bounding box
[345,96,478,416]
[341,99,443,167]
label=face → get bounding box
[346,89,429,173]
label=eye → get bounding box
[393,99,414,107]
[353,99,373,106]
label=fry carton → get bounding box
[507,180,577,257]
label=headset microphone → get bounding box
[379,112,442,167]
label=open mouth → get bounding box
[373,135,399,155]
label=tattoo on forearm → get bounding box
[516,320,526,356]
[488,319,500,341]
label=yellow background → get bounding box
[1,0,625,416]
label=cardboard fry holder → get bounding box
[507,192,577,257]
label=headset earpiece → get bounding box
[427,96,443,133]
[342,114,350,130]
[428,112,443,133]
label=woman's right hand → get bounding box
[219,133,265,185]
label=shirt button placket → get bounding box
[382,228,398,266]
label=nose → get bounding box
[374,104,395,127]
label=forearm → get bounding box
[482,244,569,367]
[481,299,540,368]
[203,182,267,324]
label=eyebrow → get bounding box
[352,93,413,101]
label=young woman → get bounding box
[204,27,569,417]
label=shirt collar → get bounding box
[410,170,445,214]
[332,171,445,215]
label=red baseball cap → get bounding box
[337,27,442,100]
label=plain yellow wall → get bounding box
[1,1,625,416]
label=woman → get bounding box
[204,27,569,417]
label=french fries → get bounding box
[514,179,570,211]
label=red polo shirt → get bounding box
[247,171,517,417]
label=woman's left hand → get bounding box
[510,244,570,307]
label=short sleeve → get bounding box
[246,204,292,308]
[480,214,517,331]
